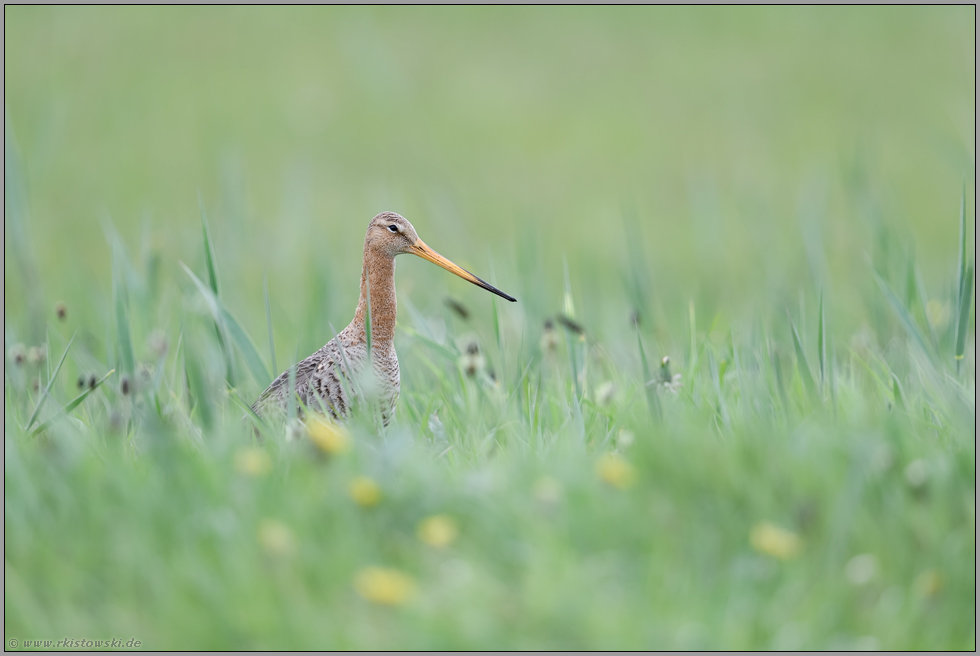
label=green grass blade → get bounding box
[181,262,226,330]
[771,344,789,416]
[112,243,135,376]
[184,338,214,431]
[182,262,269,388]
[707,347,729,428]
[221,306,271,389]
[264,273,277,375]
[228,387,272,439]
[910,254,939,351]
[636,329,661,423]
[957,184,966,306]
[197,198,233,384]
[788,313,818,403]
[30,368,114,436]
[24,331,76,432]
[873,269,935,363]
[954,186,973,372]
[818,291,826,391]
[399,323,458,362]
[891,373,905,411]
[954,257,974,369]
[199,195,220,297]
[687,300,699,380]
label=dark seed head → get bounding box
[466,341,480,355]
[55,302,67,321]
[444,297,470,320]
[556,314,584,335]
[77,374,86,389]
[10,344,26,366]
[31,378,40,392]
[120,376,131,396]
[543,319,554,331]
[88,374,98,390]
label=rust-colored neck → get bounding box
[350,244,397,346]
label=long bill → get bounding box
[410,239,517,302]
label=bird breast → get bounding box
[307,335,399,424]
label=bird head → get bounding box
[366,212,516,302]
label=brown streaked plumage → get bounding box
[252,212,516,426]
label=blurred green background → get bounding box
[5,6,975,343]
[4,6,975,650]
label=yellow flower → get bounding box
[417,514,458,548]
[750,522,802,560]
[258,519,294,557]
[306,417,350,455]
[353,567,416,606]
[597,453,636,489]
[349,476,382,507]
[234,447,272,477]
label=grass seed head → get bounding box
[458,340,485,377]
[27,346,46,365]
[596,381,617,407]
[557,313,584,335]
[444,296,470,320]
[540,319,558,352]
[9,344,26,366]
[55,302,67,321]
[657,356,683,393]
[120,375,131,396]
[147,329,169,358]
[137,362,154,381]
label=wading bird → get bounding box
[252,212,516,426]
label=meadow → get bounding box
[4,6,976,650]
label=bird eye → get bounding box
[388,224,399,233]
